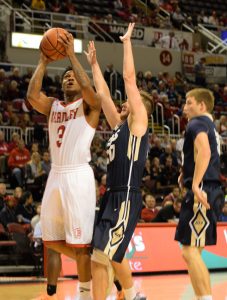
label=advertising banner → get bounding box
[60,223,227,276]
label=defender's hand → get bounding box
[84,41,97,66]
[119,23,135,42]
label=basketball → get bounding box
[40,28,68,61]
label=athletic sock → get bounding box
[124,286,136,300]
[78,281,91,299]
[47,284,57,296]
[200,296,212,300]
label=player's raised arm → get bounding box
[85,41,121,129]
[59,33,101,111]
[120,23,148,136]
[26,52,54,116]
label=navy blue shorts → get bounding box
[175,185,224,247]
[92,188,142,263]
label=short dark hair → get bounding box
[21,191,32,204]
[61,66,73,82]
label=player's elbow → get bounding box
[123,71,135,83]
[202,147,211,161]
[26,92,37,107]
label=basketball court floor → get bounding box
[0,271,227,300]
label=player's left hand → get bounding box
[84,41,97,65]
[119,23,135,42]
[192,186,210,209]
[39,51,52,65]
[58,32,74,57]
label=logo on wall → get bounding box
[160,50,172,66]
[126,232,145,259]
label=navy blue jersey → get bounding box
[183,115,221,188]
[106,120,149,189]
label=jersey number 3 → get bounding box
[56,125,66,147]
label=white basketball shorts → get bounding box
[41,163,96,246]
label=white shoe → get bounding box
[133,293,147,300]
[74,295,92,300]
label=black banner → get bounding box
[88,22,145,42]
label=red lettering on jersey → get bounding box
[56,125,66,147]
[57,112,61,123]
[62,112,68,122]
[51,108,79,123]
[72,108,78,119]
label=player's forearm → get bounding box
[27,61,46,101]
[122,39,136,84]
[192,149,211,188]
[69,54,91,89]
[92,62,111,97]
[122,38,144,117]
[91,62,120,127]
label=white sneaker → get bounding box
[134,293,147,300]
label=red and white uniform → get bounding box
[41,98,96,246]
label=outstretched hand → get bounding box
[119,22,135,42]
[84,41,97,66]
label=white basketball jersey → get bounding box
[48,98,95,166]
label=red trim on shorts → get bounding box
[66,243,91,248]
[59,97,82,107]
[43,240,65,245]
[43,240,91,248]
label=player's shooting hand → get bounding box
[192,185,210,209]
[39,51,52,65]
[119,22,135,42]
[84,41,97,66]
[58,32,74,57]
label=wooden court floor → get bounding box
[0,272,227,300]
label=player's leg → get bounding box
[91,260,108,300]
[31,249,61,300]
[182,246,212,297]
[60,166,96,300]
[112,259,133,289]
[91,249,114,300]
[75,247,92,300]
[46,249,62,296]
[114,278,125,300]
[45,242,77,260]
[32,175,63,300]
[112,259,136,300]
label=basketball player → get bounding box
[85,23,151,300]
[27,32,101,300]
[175,88,224,300]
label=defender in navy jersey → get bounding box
[106,120,149,189]
[175,88,224,300]
[86,24,152,300]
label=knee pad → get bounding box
[91,249,115,296]
[91,248,110,266]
